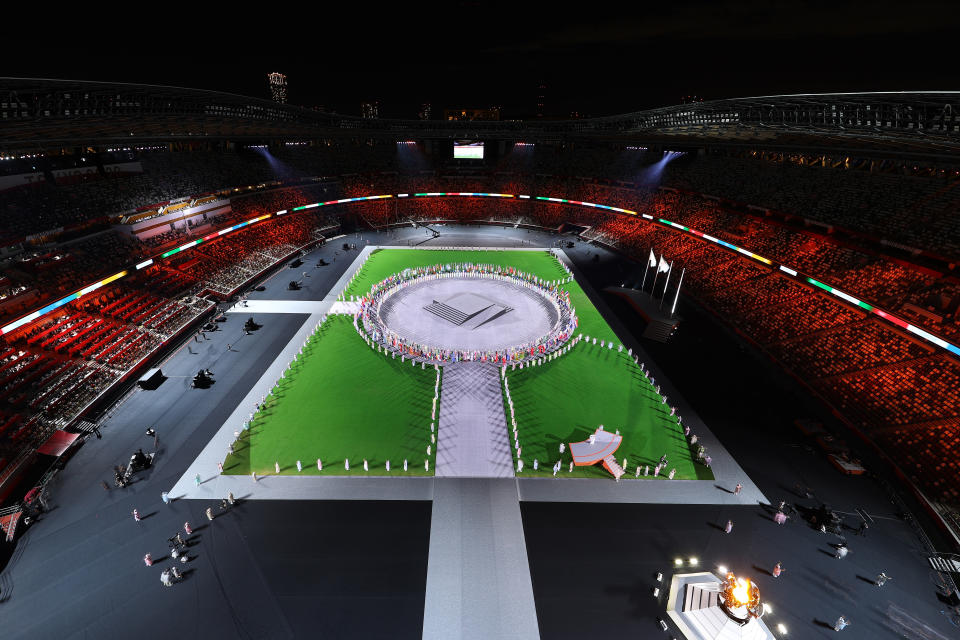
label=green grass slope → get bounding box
[503,340,712,480]
[224,315,439,476]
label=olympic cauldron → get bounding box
[665,571,775,640]
[718,572,764,625]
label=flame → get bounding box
[720,572,762,619]
[731,578,751,605]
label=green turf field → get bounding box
[223,314,439,476]
[343,248,616,342]
[222,248,707,481]
[502,337,713,481]
[343,248,567,297]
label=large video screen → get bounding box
[453,141,484,159]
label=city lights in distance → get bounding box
[1,153,43,160]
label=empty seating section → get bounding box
[739,293,864,344]
[228,183,335,222]
[663,153,960,259]
[770,320,933,379]
[887,280,960,341]
[0,282,214,465]
[0,232,141,326]
[820,356,960,429]
[891,419,960,503]
[186,213,321,295]
[583,189,954,343]
[3,151,955,342]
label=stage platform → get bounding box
[666,572,776,640]
[569,427,622,465]
[604,286,681,342]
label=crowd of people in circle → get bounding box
[356,263,577,365]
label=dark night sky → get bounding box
[8,2,956,119]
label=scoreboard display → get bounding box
[453,141,484,159]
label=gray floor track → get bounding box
[422,478,540,640]
[435,363,514,478]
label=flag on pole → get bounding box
[641,248,654,291]
[650,254,667,299]
[671,267,685,317]
[660,261,674,310]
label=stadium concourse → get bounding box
[0,224,956,640]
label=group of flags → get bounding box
[641,248,685,315]
[648,249,671,274]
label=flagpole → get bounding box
[650,265,661,300]
[670,267,685,317]
[640,248,653,291]
[659,261,674,310]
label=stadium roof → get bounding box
[1,79,959,160]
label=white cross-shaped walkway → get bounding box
[171,247,765,640]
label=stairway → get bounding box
[602,455,625,480]
[928,555,960,573]
[424,301,471,326]
[642,320,675,343]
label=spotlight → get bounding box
[674,558,683,566]
[777,623,787,634]
[688,557,698,566]
[763,603,773,614]
[653,587,660,597]
[717,565,727,574]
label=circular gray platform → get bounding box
[377,277,558,352]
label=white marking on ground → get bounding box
[227,300,334,315]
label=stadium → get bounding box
[1,34,959,639]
